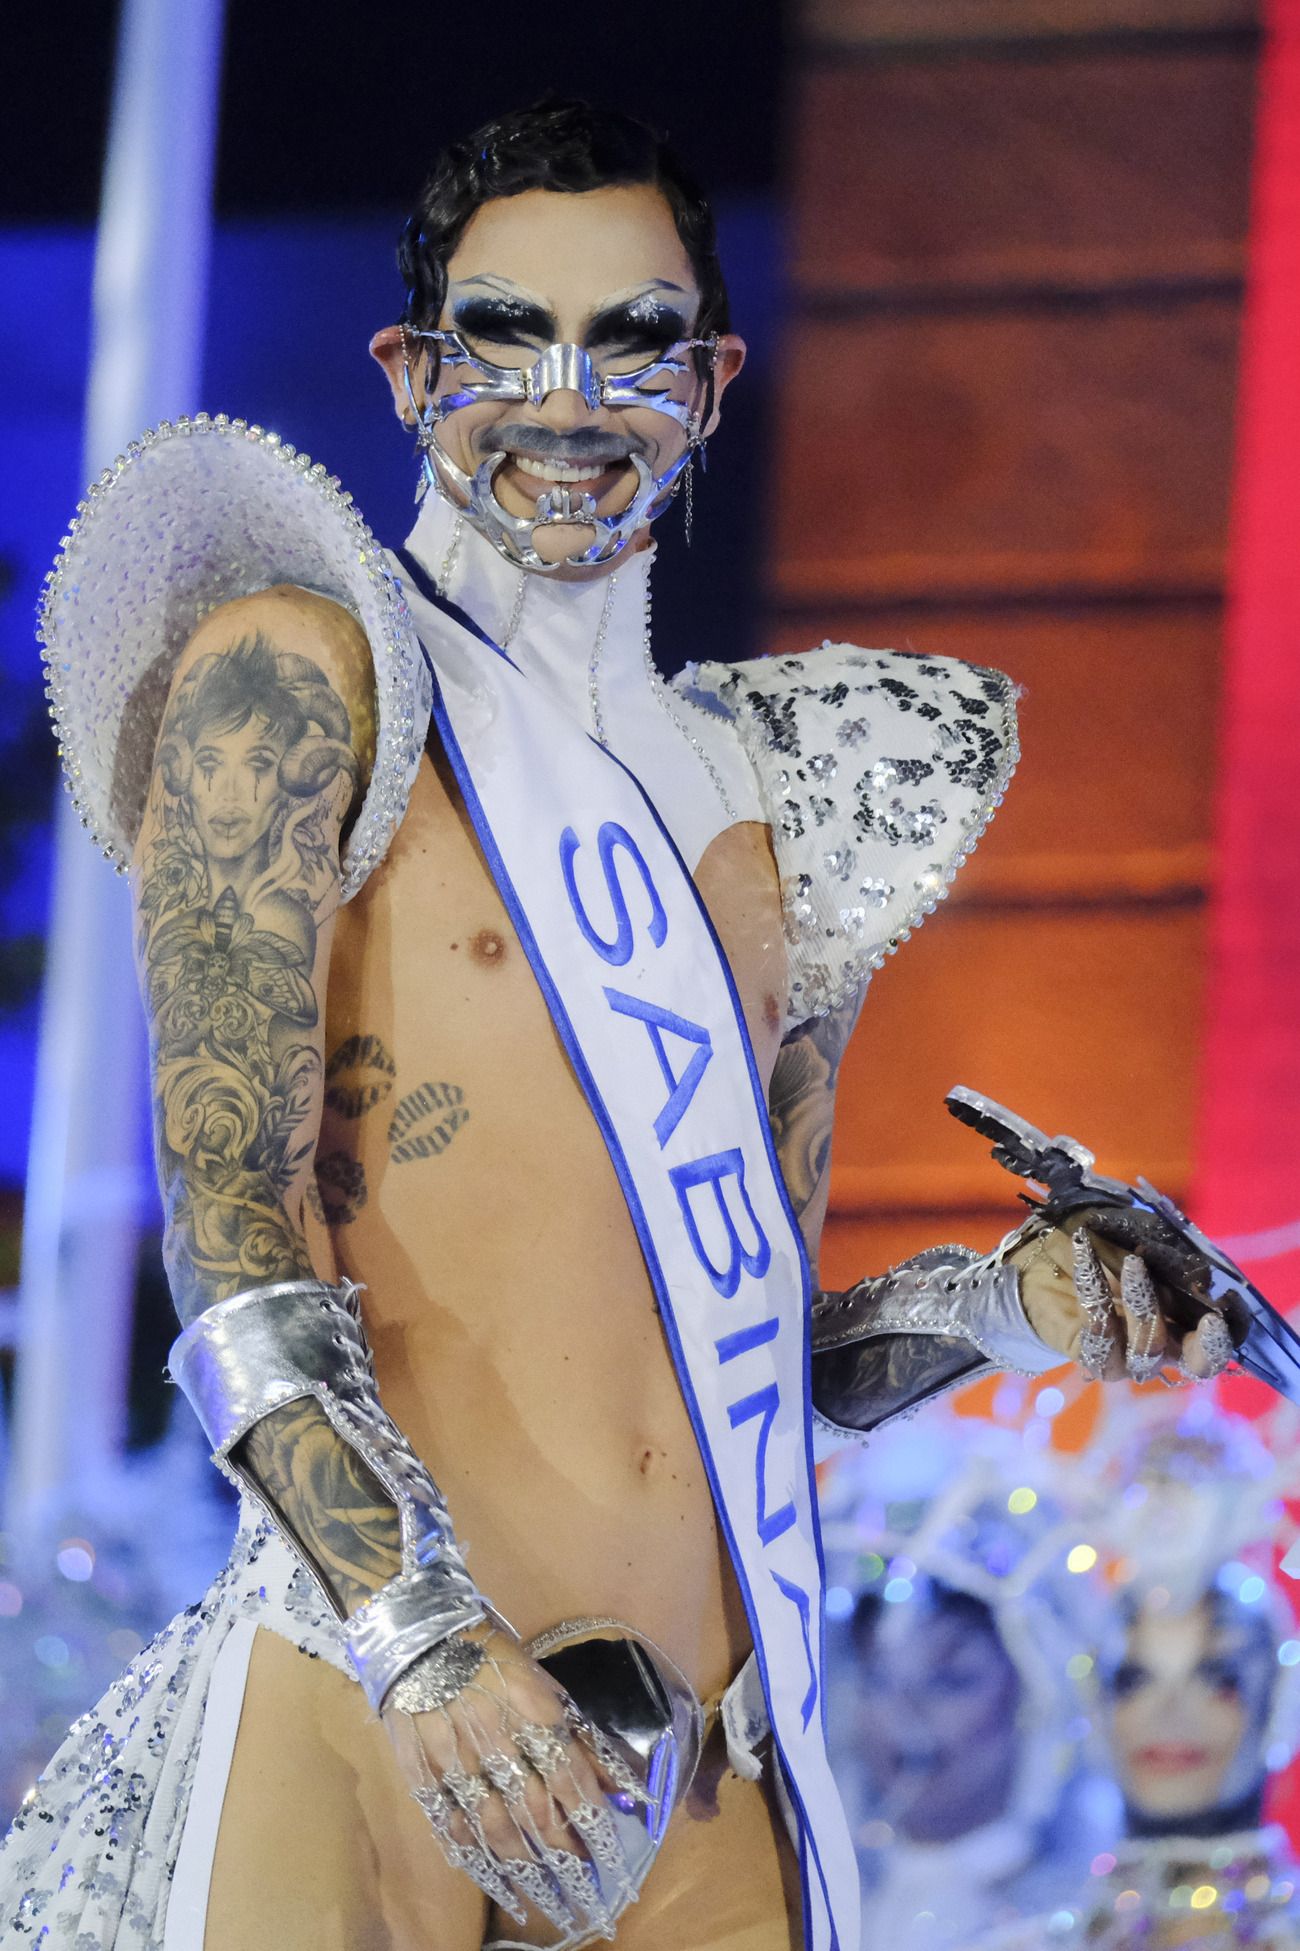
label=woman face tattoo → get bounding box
[189,713,288,864]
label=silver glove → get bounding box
[811,1243,1061,1439]
[388,1622,700,1948]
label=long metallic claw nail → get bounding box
[1185,1311,1235,1381]
[1121,1257,1165,1380]
[1120,1255,1160,1320]
[1073,1231,1116,1379]
[1071,1230,1114,1317]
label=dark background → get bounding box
[5,3,787,221]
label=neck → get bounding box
[405,487,657,741]
[1124,1785,1267,1842]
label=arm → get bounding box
[135,585,408,1611]
[769,1001,1056,1438]
[770,1013,1213,1438]
[137,590,639,1933]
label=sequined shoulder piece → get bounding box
[39,414,431,902]
[675,644,1019,1026]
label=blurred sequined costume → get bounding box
[821,1420,1111,1947]
[982,1402,1300,1951]
[1050,1829,1300,1948]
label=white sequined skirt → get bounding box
[0,1514,345,1948]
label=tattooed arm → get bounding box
[770,999,994,1434]
[132,584,400,1611]
[766,993,863,1284]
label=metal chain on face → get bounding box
[437,514,464,594]
[502,567,529,650]
[587,574,619,748]
[634,574,739,824]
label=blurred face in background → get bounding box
[853,1586,1022,1845]
[1103,1592,1275,1824]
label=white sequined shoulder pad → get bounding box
[675,644,1019,1028]
[39,414,431,901]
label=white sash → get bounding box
[393,554,858,1951]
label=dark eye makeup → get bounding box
[450,288,691,361]
[586,298,689,354]
[452,295,556,346]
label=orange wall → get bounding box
[770,0,1259,1288]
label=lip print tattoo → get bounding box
[387,1082,470,1164]
[324,1033,397,1119]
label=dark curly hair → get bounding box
[397,97,730,385]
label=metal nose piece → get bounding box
[525,341,602,410]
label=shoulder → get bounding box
[676,643,1020,1028]
[179,586,377,773]
[40,415,430,902]
[678,642,1016,755]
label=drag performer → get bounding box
[983,1406,1300,1949]
[0,101,1250,1951]
[822,1423,1107,1945]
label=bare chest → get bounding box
[323,751,787,1164]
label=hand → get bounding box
[1008,1213,1236,1384]
[382,1620,647,1939]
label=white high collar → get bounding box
[403,490,759,869]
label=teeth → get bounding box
[513,455,615,483]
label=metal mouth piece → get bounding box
[424,431,685,574]
[403,331,710,573]
[482,1618,703,1951]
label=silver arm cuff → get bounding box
[811,1244,1061,1439]
[169,1278,488,1710]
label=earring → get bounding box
[684,449,696,548]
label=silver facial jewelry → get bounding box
[1120,1254,1165,1382]
[584,570,739,826]
[1072,1230,1118,1381]
[502,567,528,649]
[403,329,714,573]
[587,575,618,748]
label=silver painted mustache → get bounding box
[491,422,640,468]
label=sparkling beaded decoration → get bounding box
[38,415,432,903]
[1046,1831,1300,1947]
[676,647,1020,1022]
[0,1515,347,1946]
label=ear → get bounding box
[370,325,418,423]
[700,333,747,440]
